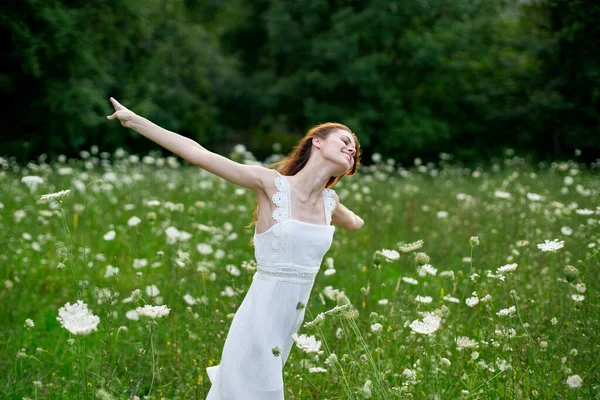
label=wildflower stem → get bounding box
[512,297,532,342]
[148,325,156,397]
[346,318,386,399]
[299,351,305,399]
[60,208,79,292]
[308,309,353,399]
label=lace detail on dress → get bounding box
[323,188,336,225]
[255,264,319,283]
[271,171,290,223]
[271,171,293,263]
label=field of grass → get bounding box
[0,148,598,399]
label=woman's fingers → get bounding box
[109,97,125,111]
[107,111,117,120]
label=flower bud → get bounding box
[415,252,430,266]
[563,265,579,282]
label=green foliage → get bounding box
[1,0,599,164]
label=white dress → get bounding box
[206,170,337,400]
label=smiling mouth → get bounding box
[342,153,352,163]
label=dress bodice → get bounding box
[253,171,336,283]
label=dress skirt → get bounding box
[206,273,314,400]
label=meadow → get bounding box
[0,147,598,399]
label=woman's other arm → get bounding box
[107,97,268,192]
[330,191,364,231]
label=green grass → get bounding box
[0,150,598,399]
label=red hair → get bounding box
[246,122,362,233]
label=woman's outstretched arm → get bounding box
[107,97,269,192]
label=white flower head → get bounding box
[402,277,418,285]
[40,189,71,203]
[409,312,441,335]
[494,190,511,199]
[415,295,433,304]
[127,216,142,227]
[570,294,585,302]
[378,249,400,261]
[57,300,100,335]
[145,285,160,297]
[497,263,518,274]
[496,306,516,317]
[526,192,544,201]
[575,208,594,216]
[455,336,478,350]
[537,239,565,252]
[566,374,582,388]
[398,239,424,253]
[135,304,170,319]
[292,333,322,353]
[21,176,44,192]
[418,264,437,276]
[103,230,116,241]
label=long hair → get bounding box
[246,122,362,236]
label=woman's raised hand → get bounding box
[106,97,137,128]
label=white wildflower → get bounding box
[561,226,573,236]
[398,239,424,253]
[537,239,565,252]
[135,304,170,319]
[21,176,44,192]
[225,264,241,276]
[494,190,511,199]
[39,189,70,203]
[570,294,585,302]
[527,192,544,201]
[292,333,322,353]
[103,230,116,241]
[378,249,400,261]
[415,295,432,304]
[496,306,516,317]
[125,310,140,321]
[443,295,460,303]
[196,243,214,255]
[127,216,142,227]
[456,336,478,350]
[566,374,582,388]
[575,209,593,215]
[402,277,418,285]
[497,263,518,274]
[465,293,479,307]
[145,285,160,297]
[56,300,100,335]
[409,312,441,335]
[103,265,119,278]
[418,264,437,276]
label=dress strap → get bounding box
[271,171,291,222]
[322,188,336,225]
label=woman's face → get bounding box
[319,129,357,173]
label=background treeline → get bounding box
[1,0,598,165]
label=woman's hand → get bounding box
[106,97,137,128]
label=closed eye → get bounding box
[342,137,356,155]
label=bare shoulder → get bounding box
[255,167,279,195]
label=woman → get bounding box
[107,97,364,399]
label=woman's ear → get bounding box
[312,137,321,149]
